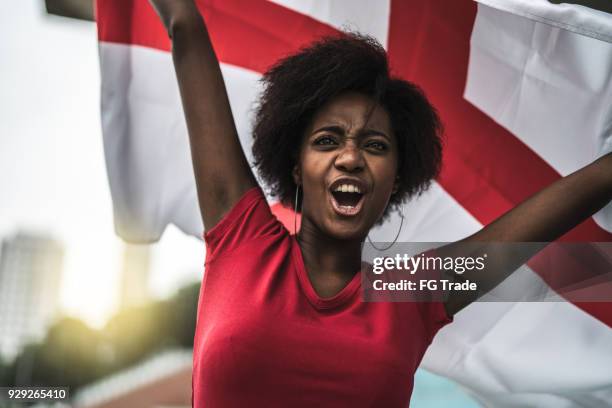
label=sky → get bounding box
[0,1,204,328]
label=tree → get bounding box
[1,281,201,390]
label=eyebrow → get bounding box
[311,125,391,141]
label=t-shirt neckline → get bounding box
[291,235,361,311]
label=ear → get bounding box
[292,165,301,186]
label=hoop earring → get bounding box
[294,185,301,236]
[366,207,404,251]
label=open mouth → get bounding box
[330,185,366,216]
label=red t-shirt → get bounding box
[192,186,452,407]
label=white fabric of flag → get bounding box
[475,0,612,42]
[466,3,612,232]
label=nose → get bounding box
[334,141,365,173]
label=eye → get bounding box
[314,135,338,146]
[365,140,388,151]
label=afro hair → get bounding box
[251,32,443,223]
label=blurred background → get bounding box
[0,1,478,406]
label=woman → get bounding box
[149,1,612,406]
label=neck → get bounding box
[297,217,363,279]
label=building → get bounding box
[0,231,64,360]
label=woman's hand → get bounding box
[148,0,200,37]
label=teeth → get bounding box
[333,183,362,194]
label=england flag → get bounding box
[96,1,612,406]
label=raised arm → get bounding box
[149,0,258,230]
[440,152,612,316]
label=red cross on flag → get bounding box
[97,1,612,406]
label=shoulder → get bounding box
[204,186,289,262]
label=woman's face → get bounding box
[294,91,399,240]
